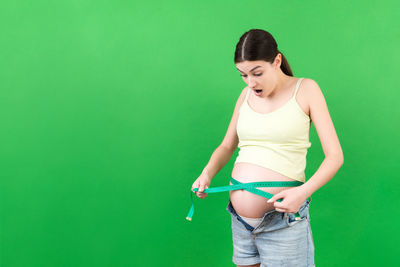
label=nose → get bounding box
[247,77,256,88]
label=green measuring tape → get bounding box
[186,177,306,221]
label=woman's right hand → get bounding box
[191,173,212,199]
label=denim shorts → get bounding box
[226,198,315,267]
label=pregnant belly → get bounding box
[229,162,300,218]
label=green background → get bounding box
[1,0,398,266]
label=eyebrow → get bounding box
[236,65,263,73]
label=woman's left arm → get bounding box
[300,79,344,198]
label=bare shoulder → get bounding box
[300,78,323,96]
[300,78,326,108]
[301,77,332,128]
[291,78,313,117]
[300,78,344,160]
[219,86,248,151]
[237,86,249,104]
[301,78,321,91]
[232,85,249,112]
[296,78,321,120]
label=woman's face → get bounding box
[235,54,282,98]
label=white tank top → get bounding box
[234,77,312,182]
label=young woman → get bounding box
[191,29,343,267]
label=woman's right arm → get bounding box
[192,87,248,198]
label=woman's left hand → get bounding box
[267,187,308,213]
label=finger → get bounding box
[192,181,200,191]
[197,191,208,197]
[267,194,280,203]
[267,195,277,203]
[273,201,285,209]
[275,208,286,212]
[269,193,286,203]
[197,191,208,198]
[198,184,205,193]
[196,189,205,196]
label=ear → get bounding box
[274,53,282,68]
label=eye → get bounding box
[240,73,262,77]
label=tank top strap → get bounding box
[292,78,304,99]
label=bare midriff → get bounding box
[230,162,301,218]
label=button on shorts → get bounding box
[226,198,315,267]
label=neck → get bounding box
[265,71,291,99]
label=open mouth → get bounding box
[255,89,262,93]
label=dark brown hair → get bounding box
[234,29,293,76]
